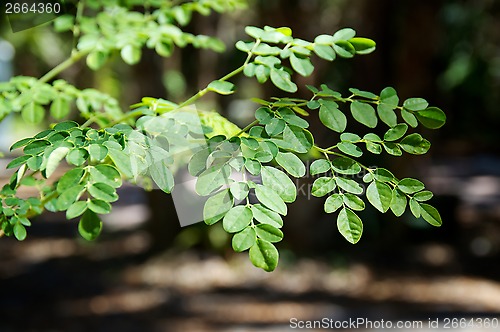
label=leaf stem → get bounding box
[39,51,87,84]
[234,119,259,137]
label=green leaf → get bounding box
[310,159,331,175]
[22,102,45,124]
[45,147,70,178]
[89,165,122,188]
[245,159,261,175]
[383,142,403,156]
[414,190,433,202]
[332,157,361,175]
[251,204,283,228]
[397,178,425,194]
[6,155,31,169]
[290,53,314,76]
[384,123,408,141]
[319,100,346,133]
[409,198,421,218]
[337,207,363,244]
[277,107,309,128]
[261,166,296,203]
[54,121,79,131]
[340,132,361,142]
[24,140,51,156]
[324,194,343,213]
[265,118,286,136]
[207,80,235,95]
[270,67,297,93]
[401,109,418,128]
[255,107,273,124]
[86,51,108,70]
[311,177,337,197]
[255,184,287,215]
[366,181,393,212]
[232,227,256,252]
[281,125,313,153]
[348,88,378,100]
[150,162,174,194]
[337,142,363,158]
[196,164,231,196]
[10,137,33,151]
[332,28,356,41]
[275,152,305,177]
[203,189,233,225]
[14,223,27,241]
[57,168,85,194]
[377,104,398,128]
[313,44,336,61]
[335,177,363,195]
[366,142,382,154]
[223,206,253,233]
[373,168,395,183]
[249,239,279,272]
[88,199,111,214]
[350,101,377,128]
[349,37,376,54]
[88,182,118,202]
[66,201,88,219]
[78,210,102,241]
[399,134,431,155]
[415,107,446,129]
[121,45,142,65]
[403,98,428,111]
[50,97,71,119]
[333,41,356,58]
[228,182,248,201]
[255,224,283,243]
[390,189,407,217]
[57,185,85,211]
[343,193,365,211]
[419,203,442,226]
[88,144,108,162]
[66,148,89,166]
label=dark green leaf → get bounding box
[419,203,442,226]
[88,144,108,162]
[270,67,297,93]
[207,80,235,95]
[66,201,88,219]
[333,41,356,58]
[88,199,111,214]
[249,239,279,272]
[277,107,309,128]
[349,88,378,99]
[337,207,363,244]
[255,224,283,243]
[415,107,446,129]
[66,148,89,166]
[24,139,51,156]
[78,210,102,241]
[390,189,407,217]
[6,155,31,169]
[89,165,122,188]
[281,125,313,153]
[57,185,85,211]
[290,53,314,76]
[384,123,408,141]
[88,182,118,202]
[10,137,33,151]
[397,178,425,194]
[343,193,365,211]
[265,118,286,136]
[337,142,363,158]
[311,177,337,197]
[399,134,430,155]
[373,168,395,183]
[414,190,433,202]
[332,157,361,175]
[377,104,398,127]
[335,177,363,194]
[319,100,346,133]
[57,168,85,193]
[401,109,418,128]
[383,142,403,156]
[403,98,428,111]
[14,223,27,241]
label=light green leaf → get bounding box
[384,123,408,141]
[88,199,111,214]
[281,125,313,153]
[399,134,431,155]
[251,204,283,228]
[409,198,421,218]
[57,185,85,211]
[203,189,233,225]
[265,118,286,136]
[335,177,363,194]
[419,203,442,226]
[89,165,122,188]
[337,207,363,244]
[366,142,382,154]
[22,102,45,124]
[351,101,377,128]
[261,166,297,203]
[278,107,309,128]
[13,223,27,241]
[86,51,108,71]
[150,161,174,193]
[232,227,256,252]
[415,107,446,129]
[45,147,69,178]
[403,98,428,111]
[340,132,361,142]
[349,37,376,54]
[50,97,71,119]
[223,206,253,233]
[245,159,261,175]
[349,88,378,100]
[290,53,314,76]
[195,164,231,196]
[366,181,392,212]
[313,44,336,61]
[249,238,279,272]
[377,104,398,127]
[66,148,89,166]
[255,224,283,243]
[397,178,425,194]
[337,142,363,158]
[255,184,287,215]
[78,210,102,241]
[383,142,403,156]
[380,87,399,106]
[401,109,419,128]
[207,80,235,95]
[57,168,85,193]
[230,182,249,201]
[333,41,356,58]
[332,28,356,41]
[414,190,433,202]
[325,194,343,213]
[390,189,407,217]
[66,201,88,219]
[270,67,297,93]
[88,182,118,202]
[311,177,337,197]
[373,168,395,183]
[88,144,108,162]
[310,159,331,175]
[343,193,365,211]
[121,45,142,65]
[319,100,346,133]
[275,152,305,177]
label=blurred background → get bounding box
[1,0,500,331]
